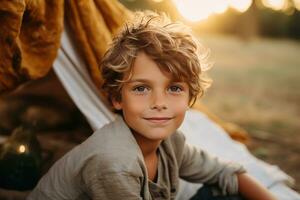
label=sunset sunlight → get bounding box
[262,0,287,10]
[294,0,300,10]
[211,1,229,14]
[228,0,253,12]
[172,0,253,22]
[172,0,213,21]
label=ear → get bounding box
[112,98,123,110]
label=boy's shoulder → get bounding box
[160,130,187,160]
[28,117,144,199]
[77,116,144,173]
[49,116,144,180]
[164,130,186,148]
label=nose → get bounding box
[150,90,167,111]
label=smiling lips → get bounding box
[143,117,173,124]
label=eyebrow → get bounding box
[127,79,152,84]
[127,78,186,85]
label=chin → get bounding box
[144,128,175,141]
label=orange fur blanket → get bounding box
[0,0,63,92]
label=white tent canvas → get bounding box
[53,26,300,200]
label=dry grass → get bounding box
[198,34,300,191]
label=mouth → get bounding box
[143,117,174,124]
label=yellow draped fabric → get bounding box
[0,0,64,91]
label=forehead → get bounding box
[127,51,182,82]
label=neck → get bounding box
[131,130,160,182]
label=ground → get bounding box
[199,34,300,192]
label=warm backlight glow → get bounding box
[229,0,253,12]
[293,0,300,10]
[18,145,26,153]
[173,0,252,22]
[262,0,287,10]
[212,1,229,14]
[173,0,213,22]
[172,0,294,22]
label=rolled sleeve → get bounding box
[216,162,246,195]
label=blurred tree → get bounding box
[288,11,300,39]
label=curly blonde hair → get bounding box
[101,11,212,108]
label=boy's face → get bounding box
[112,52,189,143]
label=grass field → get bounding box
[198,34,300,191]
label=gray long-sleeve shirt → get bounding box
[27,116,245,200]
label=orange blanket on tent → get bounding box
[0,0,63,91]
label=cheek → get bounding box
[170,99,188,128]
[174,105,188,118]
[122,95,148,114]
[170,97,189,113]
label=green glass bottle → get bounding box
[0,125,42,191]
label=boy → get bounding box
[27,11,277,200]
